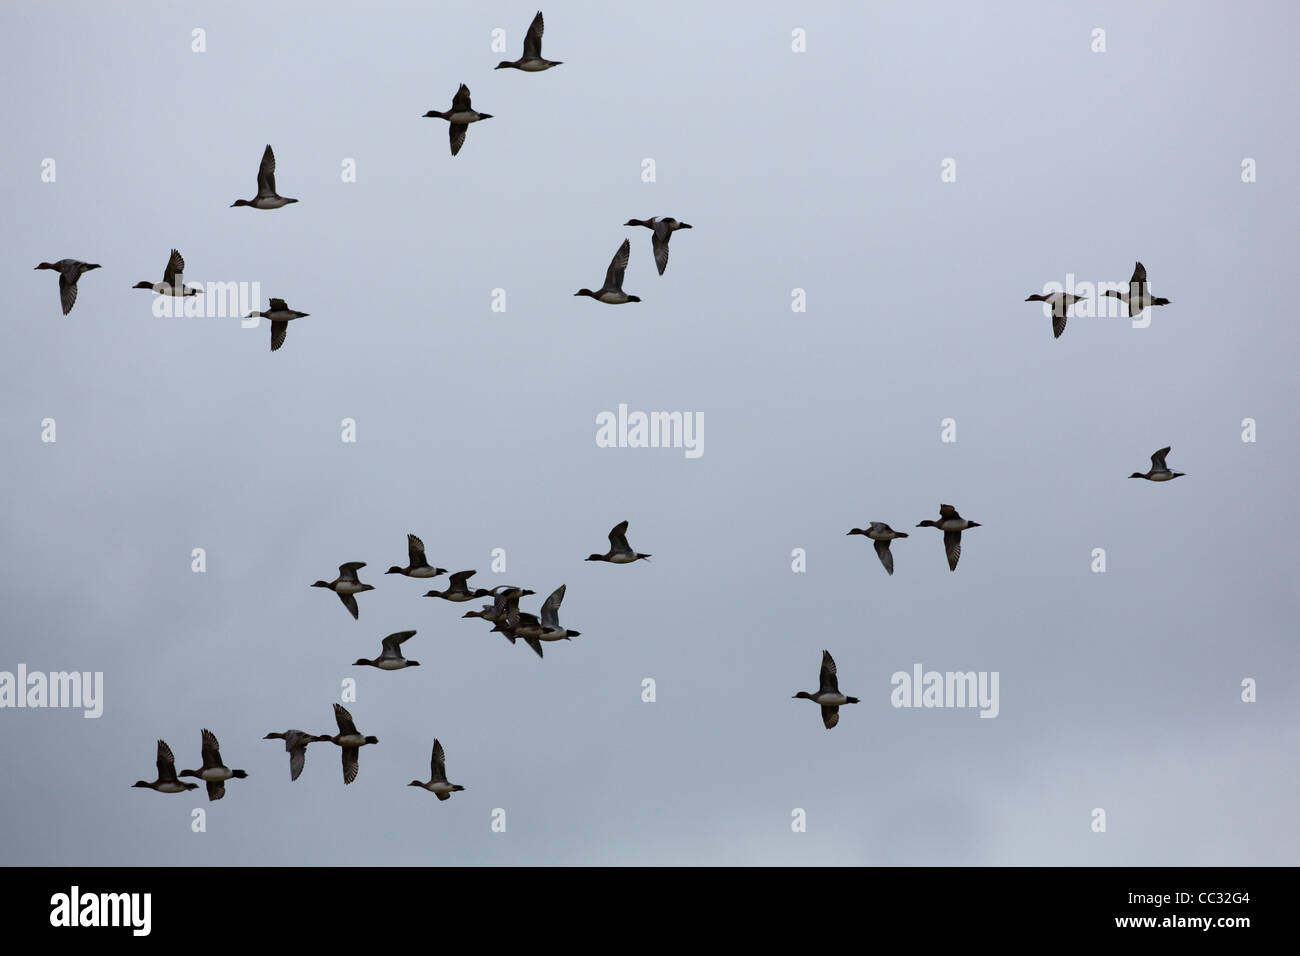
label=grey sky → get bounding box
[1,0,1296,865]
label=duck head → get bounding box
[792,691,815,700]
[574,289,597,298]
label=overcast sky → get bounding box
[1,0,1296,865]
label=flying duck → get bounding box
[320,704,379,785]
[495,11,562,71]
[408,739,466,800]
[847,522,909,576]
[354,630,421,670]
[34,259,100,315]
[133,248,200,297]
[625,217,692,275]
[245,297,309,352]
[179,729,248,801]
[793,650,859,730]
[1129,446,1185,481]
[311,562,374,619]
[916,504,982,571]
[132,739,199,793]
[423,84,493,156]
[585,520,651,563]
[263,730,330,782]
[230,145,298,209]
[1024,291,1085,339]
[423,569,491,602]
[1103,261,1171,317]
[574,239,641,304]
[386,533,447,578]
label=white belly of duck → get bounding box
[818,693,848,706]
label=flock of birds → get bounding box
[33,12,689,351]
[132,520,651,796]
[819,445,1186,730]
[53,10,1190,785]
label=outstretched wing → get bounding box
[874,539,895,575]
[430,739,448,783]
[944,530,962,571]
[604,239,631,290]
[257,145,277,198]
[381,630,417,657]
[407,534,429,569]
[333,703,359,736]
[539,585,566,628]
[164,248,185,288]
[156,740,180,782]
[819,650,838,694]
[523,10,545,59]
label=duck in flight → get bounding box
[133,248,200,297]
[231,145,298,209]
[34,259,100,315]
[245,298,309,352]
[575,239,641,304]
[179,729,248,802]
[625,217,692,275]
[495,11,562,71]
[423,84,493,156]
[1129,446,1185,482]
[319,704,379,785]
[263,730,331,782]
[793,650,859,729]
[916,504,982,571]
[354,630,421,670]
[1103,261,1171,317]
[1024,290,1085,339]
[586,520,651,563]
[311,562,375,619]
[386,533,447,579]
[408,739,466,801]
[847,522,909,576]
[132,740,199,794]
[424,569,492,602]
